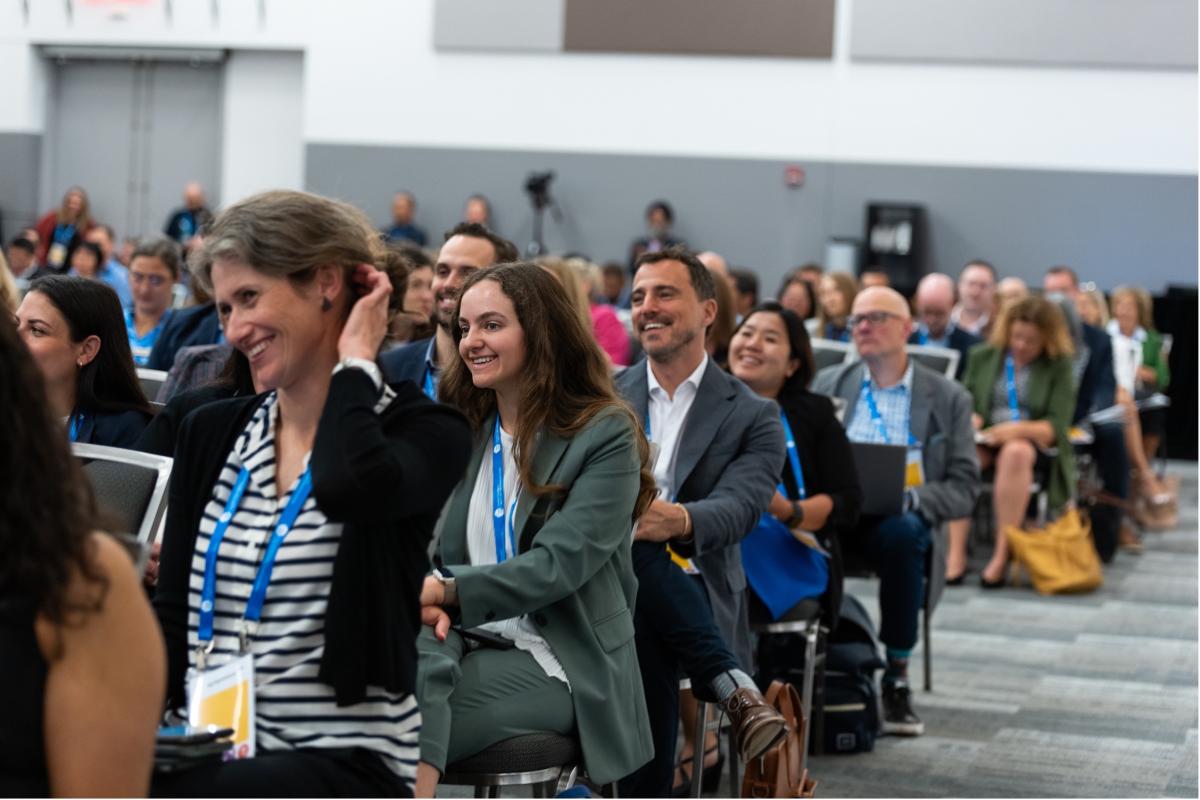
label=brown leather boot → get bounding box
[723,686,790,762]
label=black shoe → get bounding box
[881,682,925,736]
[945,569,969,586]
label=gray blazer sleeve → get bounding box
[673,401,785,558]
[913,383,980,524]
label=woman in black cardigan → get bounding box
[728,302,862,625]
[152,191,470,797]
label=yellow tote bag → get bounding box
[1005,509,1103,595]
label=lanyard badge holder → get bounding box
[1004,354,1022,422]
[861,379,925,489]
[491,417,518,563]
[187,465,313,760]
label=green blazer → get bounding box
[436,408,653,785]
[1141,329,1171,391]
[962,344,1077,512]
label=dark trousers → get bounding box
[151,747,411,798]
[620,541,740,798]
[843,512,932,653]
[1092,423,1130,500]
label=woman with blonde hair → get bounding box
[962,296,1078,587]
[539,255,631,366]
[0,248,18,312]
[34,186,94,273]
[1074,285,1109,329]
[816,271,858,342]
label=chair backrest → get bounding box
[136,367,169,403]
[71,443,172,545]
[905,344,959,380]
[830,396,849,425]
[811,340,857,372]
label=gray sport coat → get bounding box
[811,359,980,526]
[616,358,784,670]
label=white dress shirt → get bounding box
[646,354,709,503]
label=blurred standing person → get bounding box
[164,181,213,252]
[463,194,492,227]
[628,200,685,273]
[34,187,93,273]
[385,191,428,246]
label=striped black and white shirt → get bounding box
[186,388,419,778]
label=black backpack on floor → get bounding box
[821,595,885,754]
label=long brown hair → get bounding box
[440,262,655,517]
[989,295,1074,360]
[56,186,93,229]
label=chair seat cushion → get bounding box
[445,733,580,774]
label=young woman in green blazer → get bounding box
[415,263,657,795]
[962,296,1078,587]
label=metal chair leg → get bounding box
[923,607,932,692]
[726,719,740,794]
[690,700,708,798]
[799,618,818,774]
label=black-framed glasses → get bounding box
[847,311,899,328]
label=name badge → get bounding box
[47,242,67,268]
[187,653,256,760]
[905,448,925,489]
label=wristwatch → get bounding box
[432,568,458,606]
[333,357,383,392]
[791,501,805,526]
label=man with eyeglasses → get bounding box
[813,287,979,737]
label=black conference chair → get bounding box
[72,442,172,546]
[441,733,618,798]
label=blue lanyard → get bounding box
[197,464,313,652]
[778,410,806,501]
[916,329,928,346]
[860,378,919,448]
[67,411,87,442]
[423,366,436,401]
[1004,354,1022,421]
[491,417,518,563]
[53,223,75,245]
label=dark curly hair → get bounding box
[0,315,107,626]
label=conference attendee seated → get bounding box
[0,250,17,313]
[569,256,631,366]
[730,268,758,320]
[380,223,519,395]
[163,181,213,251]
[398,244,435,342]
[812,286,979,736]
[816,271,858,342]
[7,236,38,279]
[144,292,223,371]
[729,302,862,625]
[84,225,134,309]
[952,259,997,337]
[628,199,686,272]
[34,186,93,273]
[600,261,628,307]
[16,275,153,448]
[962,296,1077,587]
[860,268,890,289]
[153,190,470,796]
[776,269,819,334]
[909,272,980,379]
[0,318,165,797]
[618,247,788,796]
[995,276,1029,311]
[415,263,655,795]
[384,190,428,246]
[125,236,181,366]
[1042,267,1131,558]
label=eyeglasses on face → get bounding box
[847,311,899,328]
[130,272,169,288]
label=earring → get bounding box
[321,296,333,312]
[77,359,84,367]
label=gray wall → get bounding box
[0,132,42,240]
[305,142,1197,294]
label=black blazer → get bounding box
[154,370,471,707]
[777,390,862,628]
[379,335,433,387]
[1075,323,1117,422]
[146,303,222,371]
[134,384,241,457]
[908,327,981,380]
[75,407,152,449]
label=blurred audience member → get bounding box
[730,268,758,320]
[0,249,17,312]
[860,268,890,289]
[952,259,996,337]
[126,237,181,366]
[601,261,629,307]
[7,236,37,279]
[16,275,153,448]
[463,193,492,227]
[385,190,428,246]
[1075,285,1110,328]
[163,181,213,251]
[797,263,823,288]
[962,296,1076,587]
[909,272,979,379]
[397,245,436,341]
[0,317,165,797]
[568,256,631,366]
[145,297,222,372]
[34,187,93,273]
[628,200,685,272]
[118,235,138,268]
[707,262,738,367]
[777,270,818,335]
[995,276,1028,310]
[816,271,858,342]
[84,225,134,310]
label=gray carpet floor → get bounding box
[438,463,1198,798]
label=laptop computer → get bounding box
[850,441,908,517]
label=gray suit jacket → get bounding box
[811,360,980,525]
[616,358,784,670]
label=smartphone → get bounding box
[458,626,517,651]
[156,725,234,745]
